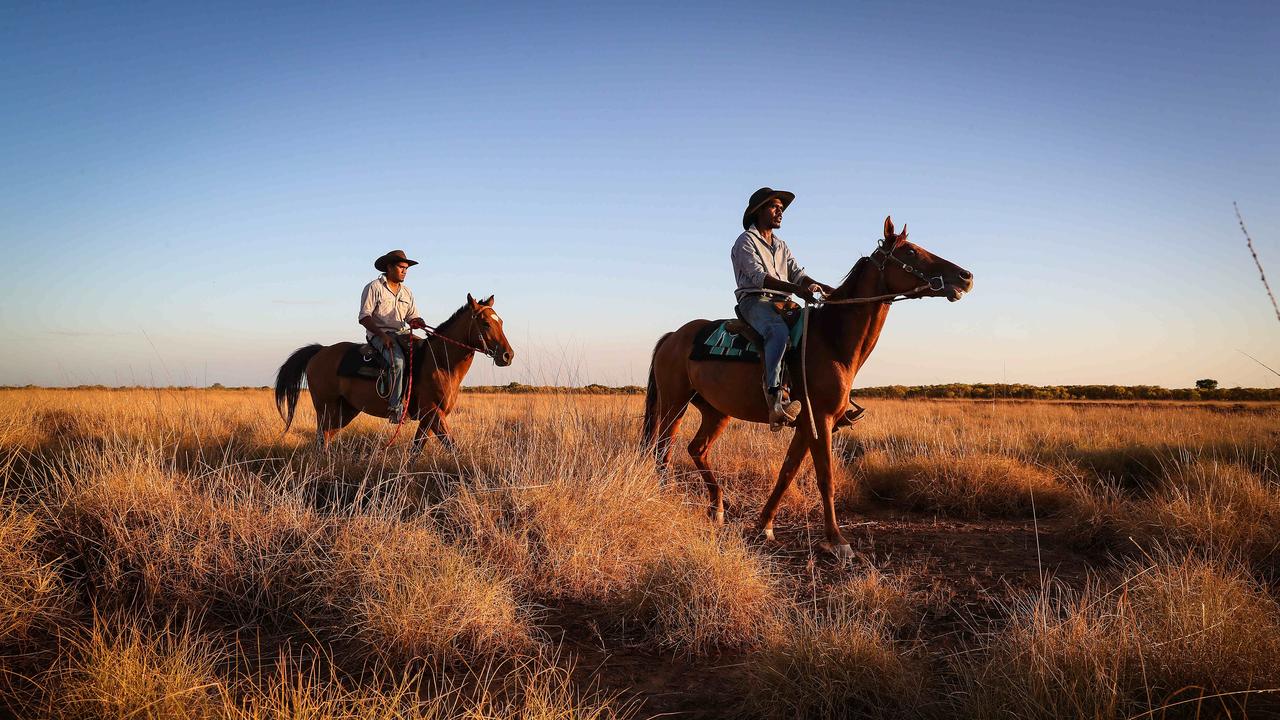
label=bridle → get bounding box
[815,239,948,307]
[869,239,948,296]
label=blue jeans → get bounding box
[737,294,789,390]
[373,335,407,414]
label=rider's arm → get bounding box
[763,275,820,303]
[799,274,835,295]
[359,316,395,346]
[762,275,804,296]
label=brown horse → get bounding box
[275,294,514,451]
[642,217,973,559]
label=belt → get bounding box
[738,290,789,302]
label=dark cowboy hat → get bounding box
[374,249,419,272]
[742,187,796,230]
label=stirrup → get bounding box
[768,389,801,430]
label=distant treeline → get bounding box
[462,382,646,395]
[852,383,1280,401]
[4,382,1279,401]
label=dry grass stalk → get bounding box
[963,555,1280,719]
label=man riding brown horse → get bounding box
[359,250,428,424]
[732,187,835,425]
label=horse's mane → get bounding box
[435,302,473,332]
[830,257,871,300]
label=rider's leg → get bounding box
[738,295,799,420]
[376,336,407,422]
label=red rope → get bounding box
[420,323,486,354]
[382,336,414,449]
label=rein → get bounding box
[419,316,495,358]
[796,241,946,440]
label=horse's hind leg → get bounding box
[653,398,688,483]
[688,399,731,524]
[315,398,358,450]
[757,429,811,540]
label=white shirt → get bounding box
[358,275,420,340]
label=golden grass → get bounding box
[0,502,63,646]
[49,616,224,720]
[743,603,925,719]
[963,555,1280,719]
[848,449,1075,518]
[0,388,1277,716]
[1110,459,1280,573]
[331,515,532,663]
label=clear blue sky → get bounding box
[2,1,1277,388]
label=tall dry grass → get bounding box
[0,388,1276,716]
[962,554,1280,719]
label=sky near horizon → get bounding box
[2,1,1278,389]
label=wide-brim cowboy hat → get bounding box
[374,249,419,272]
[742,187,795,230]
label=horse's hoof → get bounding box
[712,509,725,525]
[818,541,854,561]
[761,527,776,541]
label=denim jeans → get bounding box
[737,294,789,390]
[373,335,407,414]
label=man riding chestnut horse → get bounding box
[645,188,974,560]
[274,249,514,451]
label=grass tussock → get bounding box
[1112,459,1280,573]
[233,656,634,720]
[849,449,1074,518]
[49,616,223,720]
[624,530,781,654]
[331,516,533,663]
[744,601,926,720]
[441,441,782,654]
[963,555,1280,719]
[827,566,920,630]
[42,448,330,622]
[0,503,64,646]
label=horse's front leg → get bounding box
[758,429,810,540]
[811,419,853,561]
[411,417,432,453]
[427,411,457,452]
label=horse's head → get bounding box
[871,216,974,301]
[464,293,515,367]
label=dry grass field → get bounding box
[0,388,1278,718]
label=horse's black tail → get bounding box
[274,344,323,432]
[641,332,673,448]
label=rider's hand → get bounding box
[807,283,824,298]
[408,317,426,330]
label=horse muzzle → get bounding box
[946,270,974,302]
[494,350,514,367]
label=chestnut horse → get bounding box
[274,294,514,451]
[643,217,973,559]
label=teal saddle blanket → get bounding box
[690,317,804,363]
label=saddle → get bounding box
[336,335,428,381]
[689,298,805,364]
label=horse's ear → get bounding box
[466,293,477,307]
[482,295,494,306]
[900,223,908,238]
[883,216,895,240]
